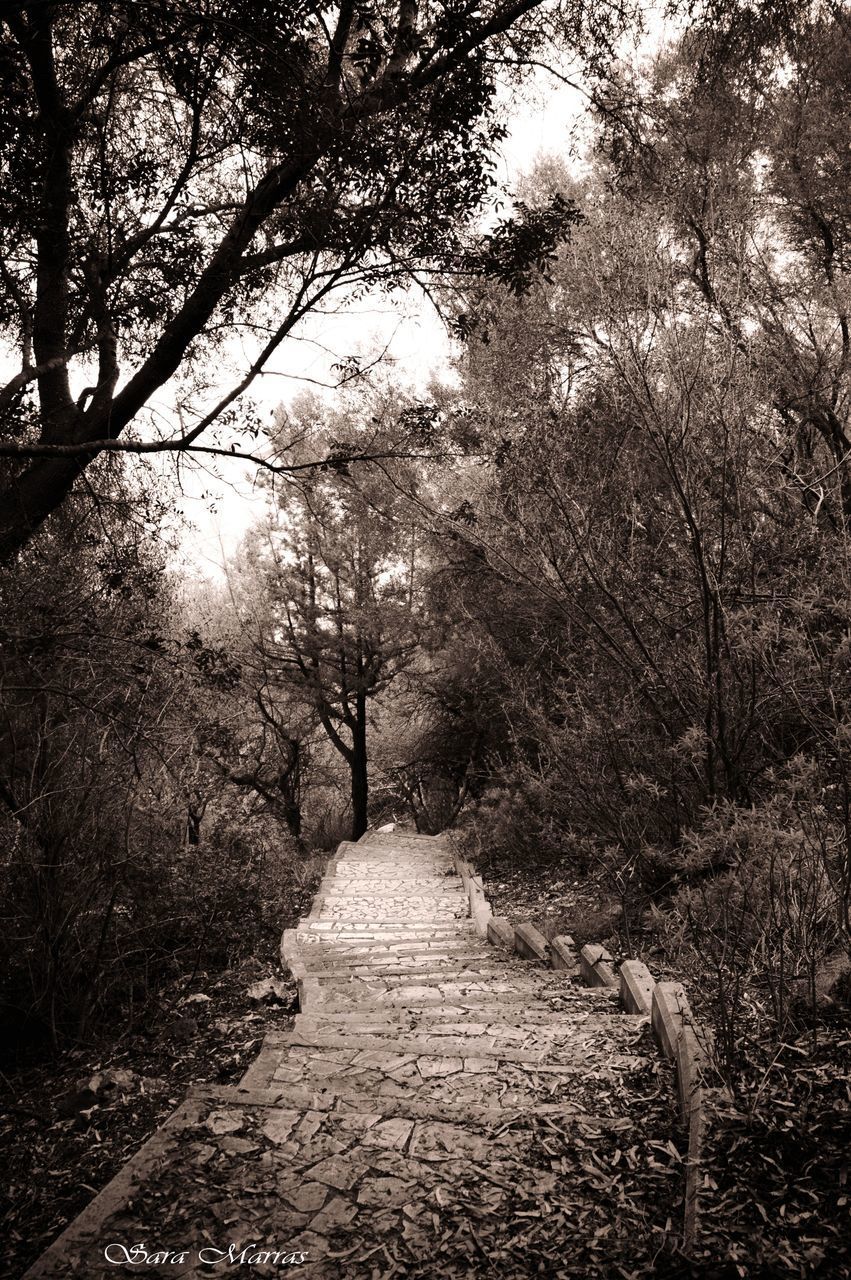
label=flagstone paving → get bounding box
[26,831,682,1278]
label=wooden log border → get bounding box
[451,839,713,1255]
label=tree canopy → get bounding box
[0,0,605,561]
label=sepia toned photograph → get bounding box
[0,0,849,1276]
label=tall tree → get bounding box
[243,399,426,837]
[604,11,851,524]
[0,0,609,561]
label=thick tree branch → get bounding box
[15,8,78,439]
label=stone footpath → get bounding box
[26,832,678,1278]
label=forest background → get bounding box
[1,0,851,1273]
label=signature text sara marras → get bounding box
[104,1242,307,1267]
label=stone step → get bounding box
[319,874,462,884]
[298,920,474,935]
[311,961,573,985]
[321,872,460,881]
[232,1081,633,1129]
[306,969,580,998]
[282,1025,651,1065]
[294,957,543,981]
[347,836,446,847]
[291,931,481,952]
[253,1036,652,1112]
[318,875,459,884]
[290,998,630,1028]
[325,875,457,884]
[296,936,475,950]
[302,986,617,1016]
[292,952,499,971]
[320,892,464,903]
[295,936,478,952]
[328,872,455,881]
[319,875,458,885]
[353,850,452,859]
[293,932,477,949]
[294,957,509,979]
[292,939,496,960]
[314,909,468,920]
[309,922,470,932]
[328,856,452,867]
[301,998,622,1025]
[311,911,468,923]
[296,936,478,949]
[318,883,462,890]
[318,891,463,899]
[294,937,495,953]
[243,1030,642,1095]
[294,960,511,978]
[292,1012,648,1049]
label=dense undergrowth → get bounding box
[1,844,326,1279]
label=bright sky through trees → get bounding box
[177,70,591,577]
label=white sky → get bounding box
[176,72,592,580]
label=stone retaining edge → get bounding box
[450,835,713,1256]
[579,943,618,988]
[514,921,550,962]
[454,850,492,936]
[650,981,718,1254]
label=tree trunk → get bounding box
[350,692,368,840]
[0,455,88,564]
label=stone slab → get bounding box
[514,922,550,963]
[580,943,618,988]
[550,935,577,970]
[487,916,515,948]
[651,981,690,1060]
[619,960,655,1015]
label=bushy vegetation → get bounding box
[0,466,307,1056]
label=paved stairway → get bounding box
[27,832,679,1278]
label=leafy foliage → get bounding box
[0,0,608,560]
[430,10,851,1077]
